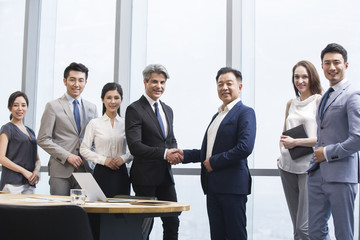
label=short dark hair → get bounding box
[101,82,123,116]
[292,60,322,97]
[216,67,242,83]
[63,62,89,80]
[8,91,29,120]
[321,43,348,63]
[143,64,169,82]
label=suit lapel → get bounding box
[80,99,89,135]
[140,96,164,138]
[215,101,242,141]
[59,95,78,133]
[322,81,350,120]
[160,100,171,136]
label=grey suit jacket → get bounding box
[37,94,98,178]
[307,81,360,183]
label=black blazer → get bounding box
[125,95,177,186]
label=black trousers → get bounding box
[132,172,179,240]
[93,164,130,198]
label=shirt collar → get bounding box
[65,93,82,105]
[101,113,120,121]
[144,93,158,106]
[331,78,348,92]
[218,98,240,113]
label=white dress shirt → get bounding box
[206,98,240,158]
[80,113,133,165]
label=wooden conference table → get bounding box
[0,193,190,240]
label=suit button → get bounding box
[320,126,324,129]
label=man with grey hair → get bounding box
[125,64,182,239]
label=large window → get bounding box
[254,0,360,169]
[2,0,360,239]
[36,0,117,167]
[0,0,25,124]
[143,0,226,239]
[253,0,360,238]
[52,0,116,107]
[145,0,226,155]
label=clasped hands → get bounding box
[105,157,124,170]
[166,149,183,165]
[23,169,39,186]
[166,149,213,172]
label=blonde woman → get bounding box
[278,60,322,240]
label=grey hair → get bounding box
[142,64,170,82]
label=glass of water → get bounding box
[70,189,86,205]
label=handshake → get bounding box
[166,148,184,165]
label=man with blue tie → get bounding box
[307,43,360,239]
[125,64,182,240]
[38,62,98,195]
[178,67,256,239]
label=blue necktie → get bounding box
[320,87,334,120]
[154,102,165,137]
[73,99,81,133]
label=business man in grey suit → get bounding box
[38,62,98,196]
[307,43,360,239]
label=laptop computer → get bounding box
[72,172,132,203]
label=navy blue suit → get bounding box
[183,100,256,240]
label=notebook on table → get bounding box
[72,172,132,203]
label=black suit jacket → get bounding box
[125,95,177,186]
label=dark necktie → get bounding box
[73,99,81,133]
[154,102,165,137]
[320,87,334,120]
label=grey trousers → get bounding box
[49,175,81,196]
[279,168,309,240]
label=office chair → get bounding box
[0,204,94,240]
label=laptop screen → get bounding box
[72,172,107,202]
